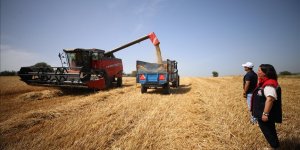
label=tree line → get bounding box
[0,62,51,76]
[0,62,298,77]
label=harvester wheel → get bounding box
[117,77,122,87]
[141,85,147,93]
[104,74,112,89]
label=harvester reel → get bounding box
[37,68,53,81]
[37,68,47,81]
[19,67,33,82]
[54,68,68,84]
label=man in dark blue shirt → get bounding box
[242,62,258,123]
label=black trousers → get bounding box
[258,120,280,148]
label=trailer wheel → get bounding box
[163,83,170,94]
[117,77,122,87]
[141,85,147,93]
[177,75,180,88]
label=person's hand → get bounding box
[262,114,269,122]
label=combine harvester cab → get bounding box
[136,60,179,94]
[18,48,123,90]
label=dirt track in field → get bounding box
[0,76,299,149]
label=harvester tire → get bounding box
[104,74,112,89]
[117,77,122,87]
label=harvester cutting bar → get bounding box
[18,67,83,86]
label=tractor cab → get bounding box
[63,48,105,71]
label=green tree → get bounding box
[0,71,17,76]
[131,71,137,77]
[279,71,292,76]
[31,62,53,72]
[32,62,52,68]
[212,71,219,77]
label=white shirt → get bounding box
[264,86,277,100]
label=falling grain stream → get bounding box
[155,45,163,64]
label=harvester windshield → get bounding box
[63,49,94,70]
[66,53,76,68]
[65,52,89,69]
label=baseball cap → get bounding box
[242,62,254,68]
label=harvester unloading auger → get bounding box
[18,32,162,90]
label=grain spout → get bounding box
[155,44,163,64]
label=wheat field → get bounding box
[0,76,299,149]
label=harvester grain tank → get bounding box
[18,32,161,90]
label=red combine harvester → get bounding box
[18,32,160,90]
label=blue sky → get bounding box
[1,0,299,77]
